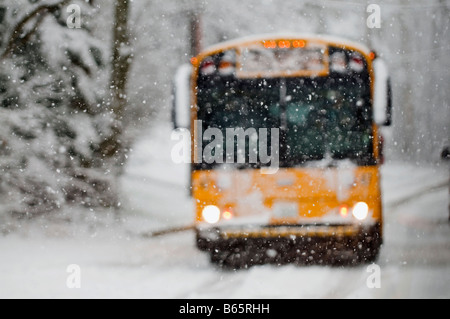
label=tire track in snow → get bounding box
[385,180,448,210]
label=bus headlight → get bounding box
[352,202,369,221]
[202,205,221,224]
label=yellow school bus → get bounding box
[173,34,392,267]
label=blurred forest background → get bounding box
[0,0,448,219]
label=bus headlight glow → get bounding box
[202,205,221,224]
[352,202,369,221]
[222,209,233,220]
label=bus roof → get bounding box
[198,33,372,58]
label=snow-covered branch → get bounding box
[0,0,72,60]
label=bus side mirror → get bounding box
[373,59,393,126]
[172,64,192,130]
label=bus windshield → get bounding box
[283,77,374,165]
[196,63,374,168]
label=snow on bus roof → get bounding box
[199,33,372,57]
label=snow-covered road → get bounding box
[1,124,449,299]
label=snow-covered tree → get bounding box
[0,0,117,218]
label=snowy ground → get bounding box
[0,123,449,299]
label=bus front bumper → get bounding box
[196,223,382,265]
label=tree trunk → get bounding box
[189,10,202,57]
[99,0,132,162]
